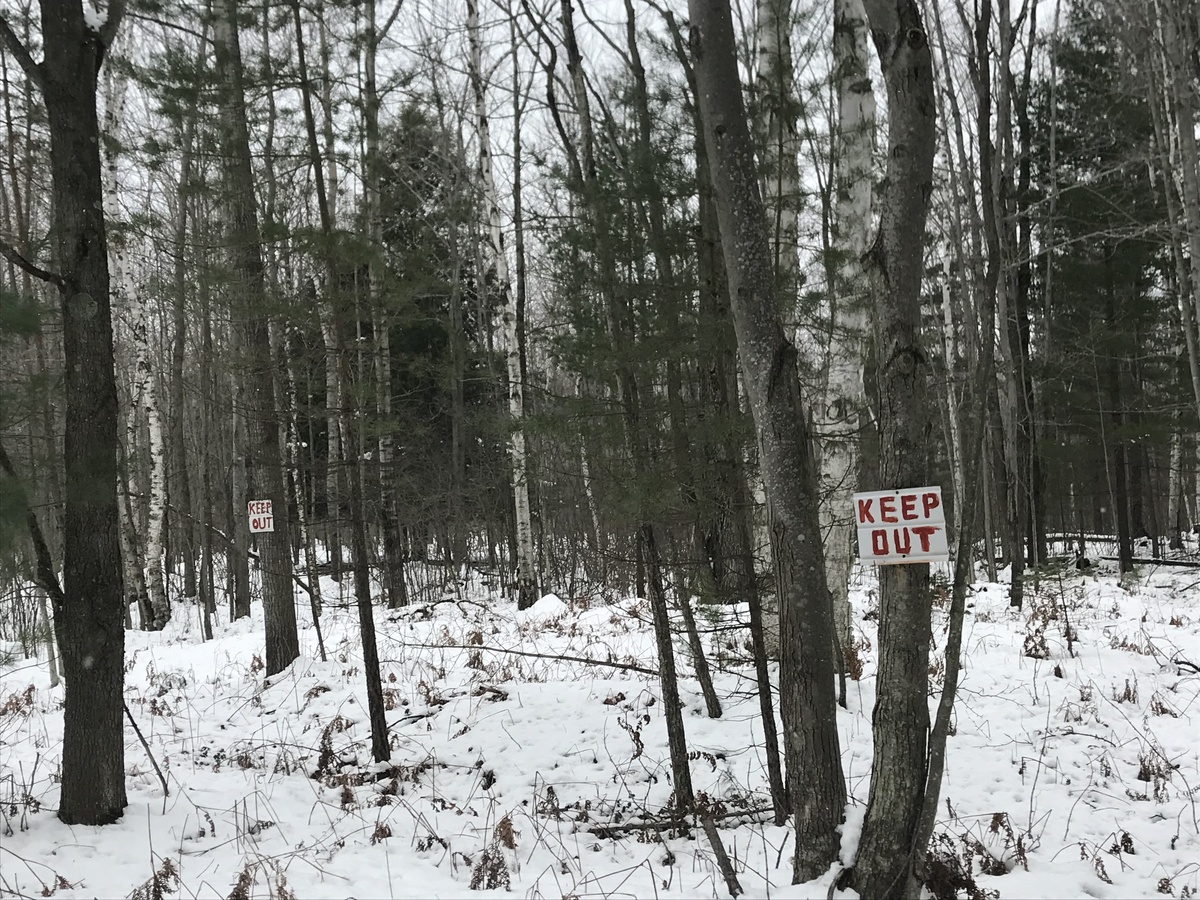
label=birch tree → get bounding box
[103,59,170,630]
[817,0,874,651]
[468,0,538,610]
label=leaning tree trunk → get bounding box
[468,0,538,610]
[0,0,129,826]
[624,0,722,719]
[290,0,388,759]
[688,0,846,881]
[851,2,938,898]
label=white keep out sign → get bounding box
[247,499,275,534]
[853,486,949,565]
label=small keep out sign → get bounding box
[853,486,948,565]
[247,499,274,534]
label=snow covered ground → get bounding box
[1,558,1198,899]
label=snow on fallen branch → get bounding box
[382,643,659,677]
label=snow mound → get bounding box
[518,592,569,623]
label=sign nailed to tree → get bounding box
[853,486,949,565]
[247,500,274,534]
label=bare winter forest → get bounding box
[2,0,1200,897]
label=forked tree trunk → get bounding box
[851,1,938,897]
[752,0,800,653]
[688,0,846,880]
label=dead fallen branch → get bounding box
[383,644,659,677]
[701,816,743,898]
[1099,556,1200,569]
[124,702,169,803]
[586,805,774,839]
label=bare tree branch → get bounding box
[0,437,66,615]
[0,234,66,288]
[97,0,128,52]
[378,0,407,47]
[519,0,582,185]
[0,14,44,92]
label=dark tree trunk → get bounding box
[170,91,199,599]
[851,1,938,898]
[681,38,787,810]
[1105,276,1134,572]
[290,0,389,760]
[20,0,129,826]
[688,0,845,880]
[214,0,299,674]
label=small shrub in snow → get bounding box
[469,844,511,890]
[1112,677,1139,704]
[128,857,179,900]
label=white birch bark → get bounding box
[468,0,537,608]
[1169,426,1183,547]
[575,374,605,573]
[133,284,170,628]
[103,53,169,629]
[816,0,875,648]
[39,592,58,687]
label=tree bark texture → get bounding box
[32,0,128,826]
[688,0,846,881]
[852,1,938,897]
